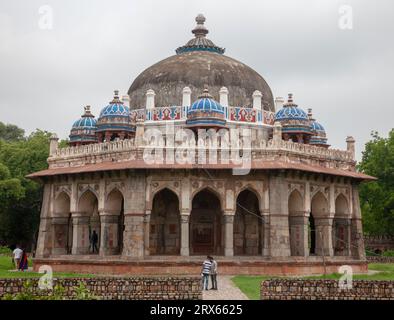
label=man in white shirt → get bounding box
[13,246,23,270]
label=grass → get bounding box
[232,263,394,300]
[0,255,96,279]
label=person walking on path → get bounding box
[12,245,23,270]
[209,256,218,290]
[19,249,28,271]
[201,256,212,291]
[91,230,99,254]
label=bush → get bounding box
[0,280,98,300]
[0,246,12,255]
[383,250,394,257]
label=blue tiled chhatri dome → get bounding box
[274,94,312,142]
[187,87,225,127]
[96,90,135,136]
[69,106,98,146]
[308,109,329,148]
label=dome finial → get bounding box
[110,90,123,104]
[198,84,213,99]
[192,14,208,38]
[82,105,94,118]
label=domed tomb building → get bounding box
[28,15,374,275]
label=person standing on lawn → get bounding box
[12,245,23,270]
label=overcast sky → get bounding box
[0,0,393,160]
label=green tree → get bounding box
[358,129,394,235]
[0,122,25,142]
[0,129,50,248]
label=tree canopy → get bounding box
[358,129,394,235]
[0,129,51,248]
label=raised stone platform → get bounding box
[33,256,368,276]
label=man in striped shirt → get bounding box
[201,256,212,290]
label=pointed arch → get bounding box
[234,189,261,255]
[105,188,124,214]
[311,191,328,217]
[235,185,263,212]
[288,189,306,256]
[54,192,71,217]
[288,189,304,216]
[191,185,224,210]
[333,193,351,256]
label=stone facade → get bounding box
[28,15,375,275]
[0,277,202,300]
[260,279,394,300]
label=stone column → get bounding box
[51,217,69,255]
[223,212,234,257]
[314,217,334,257]
[35,184,52,258]
[122,213,145,257]
[289,213,309,256]
[71,214,90,255]
[99,214,119,256]
[144,212,151,256]
[180,212,190,256]
[350,184,366,259]
[261,211,270,256]
[268,174,291,257]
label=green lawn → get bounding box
[232,263,394,300]
[0,255,96,279]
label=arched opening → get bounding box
[190,189,223,255]
[53,192,72,254]
[149,188,180,255]
[234,189,261,255]
[105,189,125,255]
[310,192,328,256]
[288,189,305,256]
[78,190,100,254]
[333,194,350,256]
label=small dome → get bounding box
[187,88,225,127]
[274,95,309,121]
[274,94,312,136]
[69,106,98,144]
[97,91,134,133]
[308,109,329,147]
[310,120,325,133]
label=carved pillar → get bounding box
[314,217,334,257]
[180,212,190,256]
[71,214,90,255]
[223,212,234,257]
[350,184,366,259]
[51,217,69,255]
[144,211,151,256]
[99,214,119,256]
[268,174,291,257]
[35,184,52,258]
[122,213,145,257]
[261,211,270,256]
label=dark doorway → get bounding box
[309,215,316,255]
[190,189,222,255]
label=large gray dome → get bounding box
[127,15,274,111]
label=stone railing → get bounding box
[51,136,353,165]
[261,279,394,300]
[0,277,202,300]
